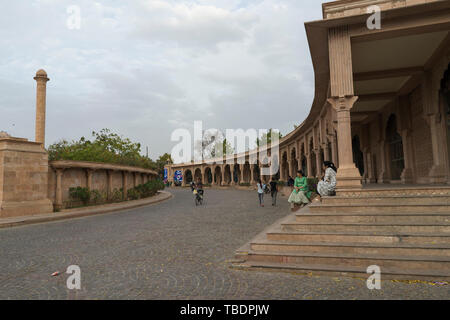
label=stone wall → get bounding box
[48,160,159,210]
[0,136,53,217]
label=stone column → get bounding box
[133,172,137,187]
[324,144,330,162]
[240,164,245,184]
[400,129,414,184]
[86,169,94,191]
[331,135,338,167]
[315,149,322,178]
[362,148,369,183]
[365,152,373,183]
[250,164,255,184]
[327,26,361,189]
[122,171,128,200]
[286,159,292,179]
[202,168,207,185]
[107,170,113,200]
[306,153,313,178]
[427,113,447,183]
[423,72,447,183]
[378,135,388,183]
[328,97,362,188]
[34,69,49,146]
[221,166,225,186]
[55,168,64,211]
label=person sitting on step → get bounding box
[288,170,311,211]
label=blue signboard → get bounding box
[174,170,183,182]
[164,168,168,180]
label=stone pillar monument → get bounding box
[34,69,49,146]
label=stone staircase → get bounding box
[232,186,450,281]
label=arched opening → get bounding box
[327,140,332,162]
[352,135,365,176]
[243,162,251,184]
[440,63,450,179]
[386,114,405,181]
[194,168,202,183]
[214,166,222,185]
[290,148,298,176]
[281,151,289,180]
[253,164,260,182]
[301,143,307,174]
[233,164,241,183]
[271,154,280,180]
[184,170,193,184]
[224,165,232,185]
[205,167,213,184]
[309,139,316,177]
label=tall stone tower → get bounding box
[34,69,49,146]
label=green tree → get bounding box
[48,129,156,170]
[210,138,234,158]
[256,129,283,147]
[154,153,173,178]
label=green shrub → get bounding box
[239,182,251,186]
[90,189,106,205]
[111,188,124,202]
[127,179,165,200]
[69,187,91,205]
[127,188,140,200]
[277,180,285,186]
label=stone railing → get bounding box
[48,160,159,210]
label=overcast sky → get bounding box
[0,0,322,159]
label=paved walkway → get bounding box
[0,188,448,299]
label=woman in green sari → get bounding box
[288,170,311,209]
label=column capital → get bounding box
[327,96,358,112]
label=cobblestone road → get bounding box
[0,188,448,299]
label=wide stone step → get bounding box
[244,250,450,271]
[281,222,450,233]
[295,213,450,224]
[231,261,450,281]
[250,240,450,257]
[336,186,450,198]
[322,194,450,205]
[309,203,450,213]
[267,231,450,244]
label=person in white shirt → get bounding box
[256,179,265,207]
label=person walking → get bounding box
[256,179,265,207]
[269,177,279,206]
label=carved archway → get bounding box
[440,63,450,181]
[309,138,316,177]
[204,167,213,184]
[194,168,202,183]
[224,165,232,185]
[184,170,193,184]
[214,166,222,185]
[233,164,241,183]
[290,148,298,176]
[281,151,289,181]
[243,162,251,184]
